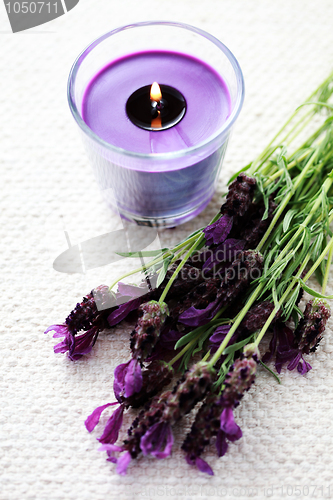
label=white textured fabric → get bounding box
[1,1,333,499]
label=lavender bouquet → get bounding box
[46,72,333,475]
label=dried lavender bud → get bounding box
[182,346,258,470]
[120,361,174,408]
[130,301,169,361]
[108,265,205,329]
[220,173,256,221]
[222,349,258,408]
[65,285,114,334]
[163,362,216,424]
[233,195,277,250]
[172,277,223,321]
[176,251,263,329]
[240,301,275,334]
[162,262,206,297]
[123,391,171,459]
[219,250,264,308]
[45,285,117,360]
[181,391,222,460]
[294,299,331,354]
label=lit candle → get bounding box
[125,81,186,131]
[68,22,244,227]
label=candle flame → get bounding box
[150,82,162,102]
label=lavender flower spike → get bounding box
[45,285,114,360]
[220,173,256,220]
[263,299,331,375]
[130,300,169,361]
[295,299,331,355]
[216,344,258,456]
[182,346,259,474]
[162,361,216,425]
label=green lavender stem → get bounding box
[322,242,333,295]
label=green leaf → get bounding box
[259,360,281,384]
[272,284,280,309]
[174,326,205,350]
[156,256,173,288]
[298,279,333,299]
[283,283,300,320]
[213,353,234,389]
[314,264,324,287]
[283,209,298,233]
[223,335,254,355]
[179,348,193,371]
[192,328,215,356]
[176,227,205,247]
[311,232,324,260]
[174,319,226,350]
[291,308,300,329]
[116,248,169,258]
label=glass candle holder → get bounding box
[68,21,244,228]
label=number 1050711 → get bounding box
[5,2,58,14]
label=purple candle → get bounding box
[82,51,230,154]
[68,22,244,227]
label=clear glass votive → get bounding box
[68,21,244,228]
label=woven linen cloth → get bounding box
[1,1,333,499]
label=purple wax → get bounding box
[80,50,233,225]
[82,50,231,154]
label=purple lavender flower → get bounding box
[182,392,222,475]
[220,174,256,221]
[108,298,143,327]
[203,214,233,246]
[203,239,245,271]
[113,359,143,400]
[236,195,277,249]
[97,362,215,474]
[140,421,174,459]
[130,301,169,360]
[295,299,331,354]
[182,346,258,474]
[216,406,242,457]
[102,390,172,474]
[112,301,170,400]
[208,325,233,354]
[45,285,115,360]
[86,361,174,458]
[178,250,264,328]
[138,362,215,461]
[85,401,124,444]
[263,299,330,375]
